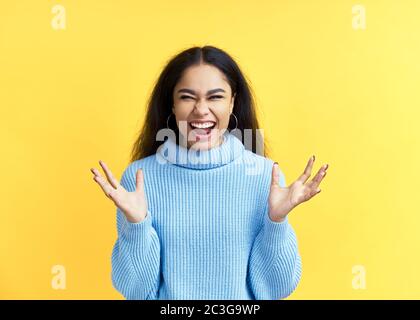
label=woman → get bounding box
[90,46,329,300]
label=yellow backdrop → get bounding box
[1,0,419,299]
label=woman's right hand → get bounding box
[90,160,148,223]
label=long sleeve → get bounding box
[247,212,302,299]
[247,166,302,300]
[111,165,161,300]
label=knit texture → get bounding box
[111,131,302,300]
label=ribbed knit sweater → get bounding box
[111,131,302,300]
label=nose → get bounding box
[193,99,210,115]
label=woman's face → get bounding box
[172,63,235,150]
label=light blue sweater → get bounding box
[111,131,302,300]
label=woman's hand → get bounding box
[90,160,148,223]
[268,155,329,223]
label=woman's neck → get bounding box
[156,131,244,170]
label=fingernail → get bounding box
[312,155,315,161]
[326,163,329,169]
[274,162,278,166]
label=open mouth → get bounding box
[188,121,217,137]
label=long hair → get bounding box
[130,45,269,163]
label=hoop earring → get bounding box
[166,113,174,129]
[230,113,238,131]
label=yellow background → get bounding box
[1,0,419,299]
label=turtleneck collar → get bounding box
[156,131,245,170]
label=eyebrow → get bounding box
[177,88,226,95]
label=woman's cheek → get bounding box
[220,113,231,131]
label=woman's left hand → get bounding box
[268,155,329,223]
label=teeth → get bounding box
[190,122,214,129]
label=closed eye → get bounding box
[180,95,194,100]
[180,95,224,100]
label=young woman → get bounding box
[90,46,329,300]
